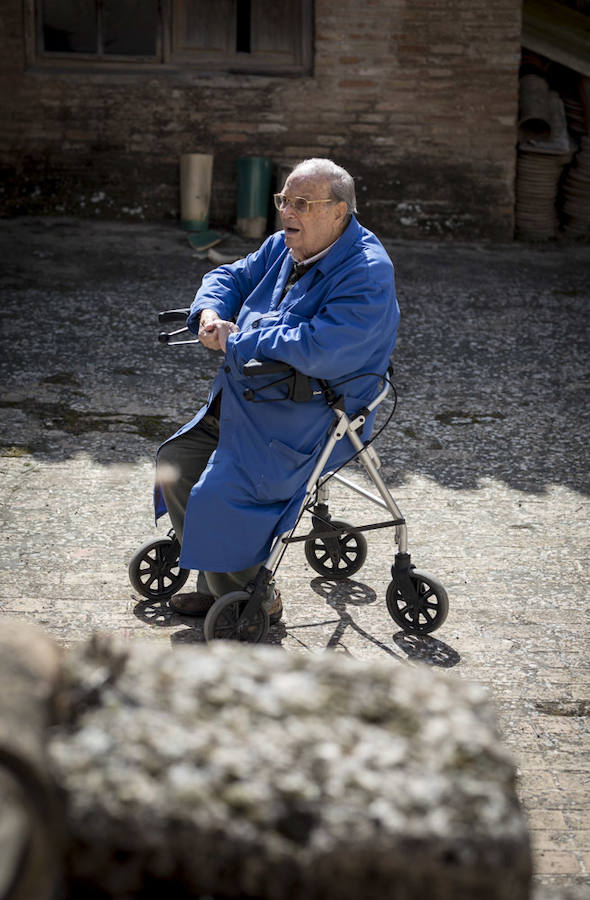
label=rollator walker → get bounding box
[129,309,449,643]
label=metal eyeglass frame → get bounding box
[273,193,335,214]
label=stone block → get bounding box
[0,621,63,900]
[49,636,532,899]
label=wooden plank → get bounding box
[250,0,297,58]
[523,0,590,76]
[172,0,235,54]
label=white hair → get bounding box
[289,158,358,216]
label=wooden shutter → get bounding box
[171,0,311,72]
[250,0,299,61]
[172,0,236,58]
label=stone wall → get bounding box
[0,0,521,239]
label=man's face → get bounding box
[279,174,348,261]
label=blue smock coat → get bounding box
[155,216,400,572]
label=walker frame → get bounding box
[129,310,449,643]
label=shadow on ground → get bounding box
[1,218,588,496]
[131,575,462,667]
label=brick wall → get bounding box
[0,0,522,239]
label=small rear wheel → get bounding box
[203,591,269,643]
[304,519,367,580]
[386,570,449,635]
[128,536,189,601]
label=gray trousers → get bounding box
[156,414,266,599]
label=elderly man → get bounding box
[155,158,400,622]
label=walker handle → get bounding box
[158,308,190,323]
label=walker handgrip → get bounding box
[243,358,293,377]
[158,308,190,323]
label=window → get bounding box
[38,0,160,59]
[31,0,313,74]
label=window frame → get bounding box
[26,0,164,66]
[24,0,314,76]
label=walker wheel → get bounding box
[304,519,368,580]
[128,536,189,601]
[203,591,269,643]
[386,570,449,635]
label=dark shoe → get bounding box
[169,591,215,616]
[268,589,283,625]
[170,588,283,623]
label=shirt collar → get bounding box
[289,238,338,268]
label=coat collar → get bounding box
[271,216,362,309]
[315,215,361,274]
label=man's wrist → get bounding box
[199,308,218,326]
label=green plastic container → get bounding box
[236,156,272,239]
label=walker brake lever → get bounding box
[158,328,200,346]
[158,309,199,345]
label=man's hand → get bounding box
[210,320,239,352]
[198,309,239,352]
[198,309,222,350]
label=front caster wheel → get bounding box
[203,591,269,643]
[128,536,189,601]
[304,519,368,580]
[386,570,449,635]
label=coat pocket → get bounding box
[256,437,318,503]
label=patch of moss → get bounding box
[535,699,590,717]
[1,445,33,457]
[0,399,174,442]
[42,372,80,386]
[130,415,173,442]
[436,410,506,426]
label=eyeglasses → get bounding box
[273,193,334,214]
